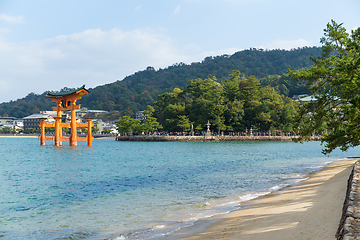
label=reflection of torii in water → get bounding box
[39,85,94,146]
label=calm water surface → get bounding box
[1,137,359,239]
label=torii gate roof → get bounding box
[45,85,89,99]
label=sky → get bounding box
[0,0,359,103]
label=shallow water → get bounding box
[0,138,359,239]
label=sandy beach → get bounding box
[167,158,357,240]
[0,135,116,139]
[0,135,38,138]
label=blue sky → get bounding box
[0,0,359,103]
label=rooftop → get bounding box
[45,85,89,99]
[0,117,17,120]
[23,113,56,119]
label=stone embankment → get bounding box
[337,160,360,240]
[116,135,321,142]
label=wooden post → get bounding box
[56,101,63,146]
[54,117,61,146]
[87,118,93,146]
[39,118,46,146]
[70,100,77,146]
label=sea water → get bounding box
[1,137,359,239]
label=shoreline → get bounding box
[162,158,358,240]
[116,135,321,142]
[0,135,38,138]
[0,135,116,139]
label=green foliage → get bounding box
[0,48,320,118]
[154,71,298,132]
[257,86,298,131]
[62,127,70,133]
[182,77,225,129]
[95,111,122,121]
[0,92,54,118]
[163,104,186,131]
[23,128,40,134]
[154,88,185,131]
[116,115,141,133]
[0,126,13,133]
[116,105,162,133]
[45,127,55,133]
[260,74,311,97]
[142,116,162,132]
[92,121,99,133]
[141,105,163,132]
[288,20,360,154]
[177,115,193,132]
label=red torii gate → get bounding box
[39,85,94,146]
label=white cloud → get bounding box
[258,39,312,50]
[134,5,142,12]
[0,28,11,36]
[174,5,181,14]
[0,28,190,103]
[2,27,308,104]
[0,13,24,24]
[0,79,10,93]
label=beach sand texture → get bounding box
[168,158,357,240]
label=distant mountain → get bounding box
[0,47,320,118]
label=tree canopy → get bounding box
[116,105,162,134]
[288,20,360,154]
[154,71,298,133]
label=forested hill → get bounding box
[0,47,321,118]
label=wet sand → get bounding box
[166,158,357,240]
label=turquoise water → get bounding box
[1,138,359,239]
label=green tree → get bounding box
[177,115,193,132]
[124,108,134,117]
[1,126,12,133]
[162,104,186,131]
[141,105,163,133]
[116,115,141,133]
[260,74,311,97]
[143,116,162,133]
[223,99,243,131]
[92,121,99,133]
[153,71,298,133]
[222,71,245,131]
[288,20,360,154]
[182,77,225,131]
[45,127,55,133]
[153,88,182,125]
[237,73,261,130]
[24,128,39,134]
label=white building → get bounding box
[23,113,56,131]
[0,117,17,126]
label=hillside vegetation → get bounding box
[152,71,298,132]
[0,47,320,118]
